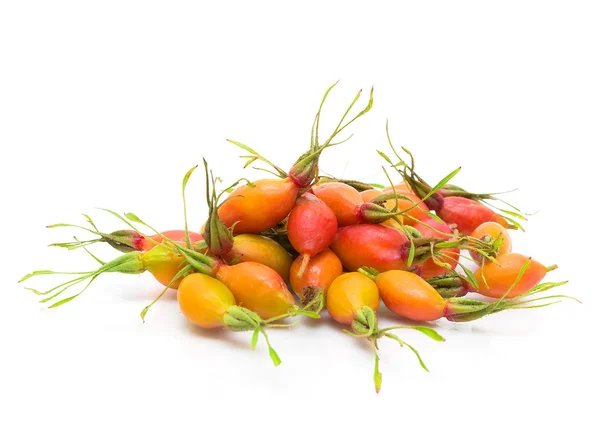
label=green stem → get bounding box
[182,165,198,249]
[227,139,287,178]
[371,338,382,393]
[345,306,443,392]
[122,212,216,270]
[267,321,300,328]
[140,265,193,322]
[260,329,281,366]
[312,81,339,150]
[23,252,147,307]
[263,313,294,324]
[357,268,377,281]
[446,279,576,322]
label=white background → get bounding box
[1,1,598,438]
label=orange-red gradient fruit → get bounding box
[375,270,446,321]
[218,178,299,234]
[312,183,364,227]
[473,253,551,299]
[215,261,295,319]
[469,222,512,265]
[290,249,343,298]
[438,197,509,236]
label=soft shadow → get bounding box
[302,313,341,330]
[119,286,178,302]
[182,321,251,350]
[376,306,438,329]
[467,323,533,337]
[349,335,378,354]
[310,314,384,354]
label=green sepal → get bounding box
[202,159,234,256]
[223,306,261,332]
[299,286,325,315]
[251,328,260,350]
[351,306,378,336]
[268,346,282,367]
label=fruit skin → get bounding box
[287,193,338,274]
[217,178,300,234]
[375,270,446,322]
[473,253,549,298]
[438,196,509,235]
[359,187,430,226]
[382,183,411,193]
[360,189,383,203]
[382,190,430,226]
[331,224,410,272]
[221,234,293,282]
[312,183,364,227]
[469,221,512,265]
[289,249,343,298]
[381,217,405,230]
[142,244,187,288]
[327,272,380,325]
[414,218,459,277]
[150,231,203,247]
[177,273,236,329]
[215,261,295,319]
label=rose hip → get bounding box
[469,221,512,265]
[290,249,343,310]
[219,84,374,235]
[413,217,460,277]
[437,196,509,236]
[473,253,555,299]
[287,193,338,277]
[327,272,444,392]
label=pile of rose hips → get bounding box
[21,83,576,392]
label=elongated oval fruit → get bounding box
[215,261,295,319]
[312,183,364,227]
[218,178,300,234]
[328,270,446,393]
[218,85,373,233]
[473,253,553,298]
[469,222,512,265]
[178,273,236,328]
[365,268,569,323]
[290,249,343,298]
[375,270,447,321]
[331,224,411,272]
[176,273,288,366]
[414,218,459,277]
[438,197,509,236]
[326,272,380,325]
[288,193,338,277]
[221,234,293,282]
